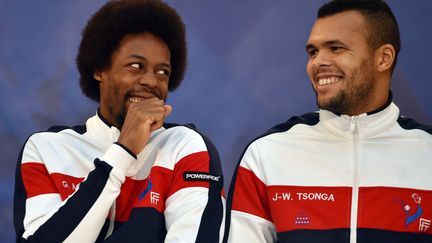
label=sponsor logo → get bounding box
[183,171,221,183]
[272,192,335,202]
[150,192,160,205]
[138,179,153,202]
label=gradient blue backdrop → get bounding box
[1,1,431,242]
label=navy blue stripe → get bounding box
[222,112,319,243]
[23,159,112,242]
[104,208,166,243]
[164,123,224,242]
[95,219,110,242]
[47,124,87,134]
[13,144,27,243]
[277,228,349,243]
[358,228,432,243]
[195,131,224,243]
[163,122,196,130]
[268,228,432,242]
[397,116,432,135]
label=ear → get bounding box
[93,71,104,82]
[375,44,396,72]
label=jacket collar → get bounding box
[319,92,400,138]
[84,109,121,150]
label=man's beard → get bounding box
[318,91,348,114]
[116,105,127,129]
[316,61,375,115]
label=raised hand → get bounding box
[117,97,172,155]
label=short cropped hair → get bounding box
[318,0,400,71]
[76,0,187,102]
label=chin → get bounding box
[317,92,347,114]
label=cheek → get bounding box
[306,61,314,80]
[105,76,128,103]
[161,82,169,98]
[334,56,358,74]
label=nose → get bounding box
[138,72,158,88]
[311,50,332,67]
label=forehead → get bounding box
[308,10,368,46]
[114,32,170,61]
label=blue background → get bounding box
[1,1,431,241]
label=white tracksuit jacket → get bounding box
[14,111,225,243]
[226,100,432,243]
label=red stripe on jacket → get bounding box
[232,167,273,222]
[358,186,432,234]
[267,185,352,232]
[21,162,58,198]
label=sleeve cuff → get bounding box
[114,142,137,159]
[99,143,136,178]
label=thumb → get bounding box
[164,104,173,117]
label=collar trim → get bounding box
[97,108,116,128]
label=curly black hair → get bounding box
[317,0,400,72]
[76,0,187,102]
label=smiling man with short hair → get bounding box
[226,1,432,242]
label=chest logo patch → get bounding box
[397,193,431,232]
[138,179,153,202]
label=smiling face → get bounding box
[95,32,171,128]
[306,11,386,115]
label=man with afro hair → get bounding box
[14,1,225,242]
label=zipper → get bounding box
[349,116,359,243]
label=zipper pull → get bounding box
[350,116,356,132]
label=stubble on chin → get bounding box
[316,90,349,114]
[316,79,374,115]
[116,105,127,129]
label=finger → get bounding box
[150,117,164,132]
[145,117,155,125]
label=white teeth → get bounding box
[318,77,340,85]
[129,97,144,103]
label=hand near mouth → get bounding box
[117,97,172,156]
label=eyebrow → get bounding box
[306,39,347,51]
[128,54,171,69]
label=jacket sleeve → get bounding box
[163,134,225,243]
[14,135,135,243]
[104,128,225,243]
[226,143,277,243]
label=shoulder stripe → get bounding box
[267,112,319,135]
[47,124,87,134]
[397,116,432,135]
[163,122,196,130]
